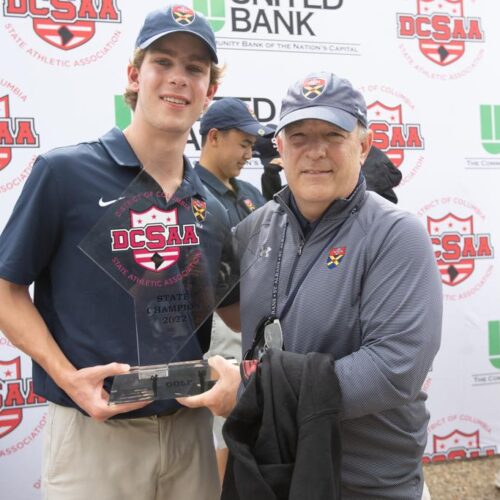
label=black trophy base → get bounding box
[108,359,234,404]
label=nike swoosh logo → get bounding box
[98,196,125,207]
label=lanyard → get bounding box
[270,222,288,318]
[244,223,288,361]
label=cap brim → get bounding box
[237,122,276,137]
[138,30,218,63]
[276,106,357,134]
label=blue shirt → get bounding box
[0,128,231,417]
[194,162,266,227]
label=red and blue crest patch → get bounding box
[192,198,207,222]
[244,199,256,212]
[172,5,195,26]
[327,246,346,269]
[302,77,326,100]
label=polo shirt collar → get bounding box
[195,162,238,197]
[181,159,208,200]
[99,128,206,199]
[99,127,141,168]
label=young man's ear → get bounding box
[207,128,219,146]
[204,84,218,111]
[127,64,140,92]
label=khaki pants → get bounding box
[42,403,220,500]
[422,481,432,500]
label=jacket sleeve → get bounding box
[335,214,442,419]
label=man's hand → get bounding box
[177,356,241,417]
[0,281,149,421]
[62,363,150,421]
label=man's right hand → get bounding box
[62,363,150,421]
[176,355,241,417]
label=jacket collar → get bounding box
[274,175,367,224]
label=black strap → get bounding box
[270,222,288,317]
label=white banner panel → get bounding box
[1,1,499,497]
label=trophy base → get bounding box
[108,359,236,404]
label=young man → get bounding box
[0,6,225,500]
[181,72,443,499]
[195,97,272,227]
[194,97,272,479]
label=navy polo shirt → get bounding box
[194,162,266,227]
[0,127,230,417]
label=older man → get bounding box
[181,72,442,499]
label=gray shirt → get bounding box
[234,181,442,499]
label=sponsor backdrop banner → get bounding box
[1,0,499,496]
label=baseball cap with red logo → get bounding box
[135,5,218,63]
[276,72,367,134]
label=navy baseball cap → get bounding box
[135,5,218,63]
[199,98,275,137]
[276,72,367,134]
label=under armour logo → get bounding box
[259,246,272,257]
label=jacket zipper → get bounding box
[286,237,305,296]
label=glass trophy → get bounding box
[79,169,256,404]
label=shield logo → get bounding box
[417,0,465,66]
[327,247,346,269]
[433,429,480,453]
[32,19,96,50]
[243,199,256,212]
[172,5,195,25]
[368,101,404,167]
[130,207,180,272]
[427,213,474,286]
[192,198,207,222]
[0,95,12,171]
[302,77,326,100]
[0,357,23,438]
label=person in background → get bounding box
[361,145,402,204]
[195,97,273,227]
[0,6,228,499]
[253,123,284,201]
[194,96,273,480]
